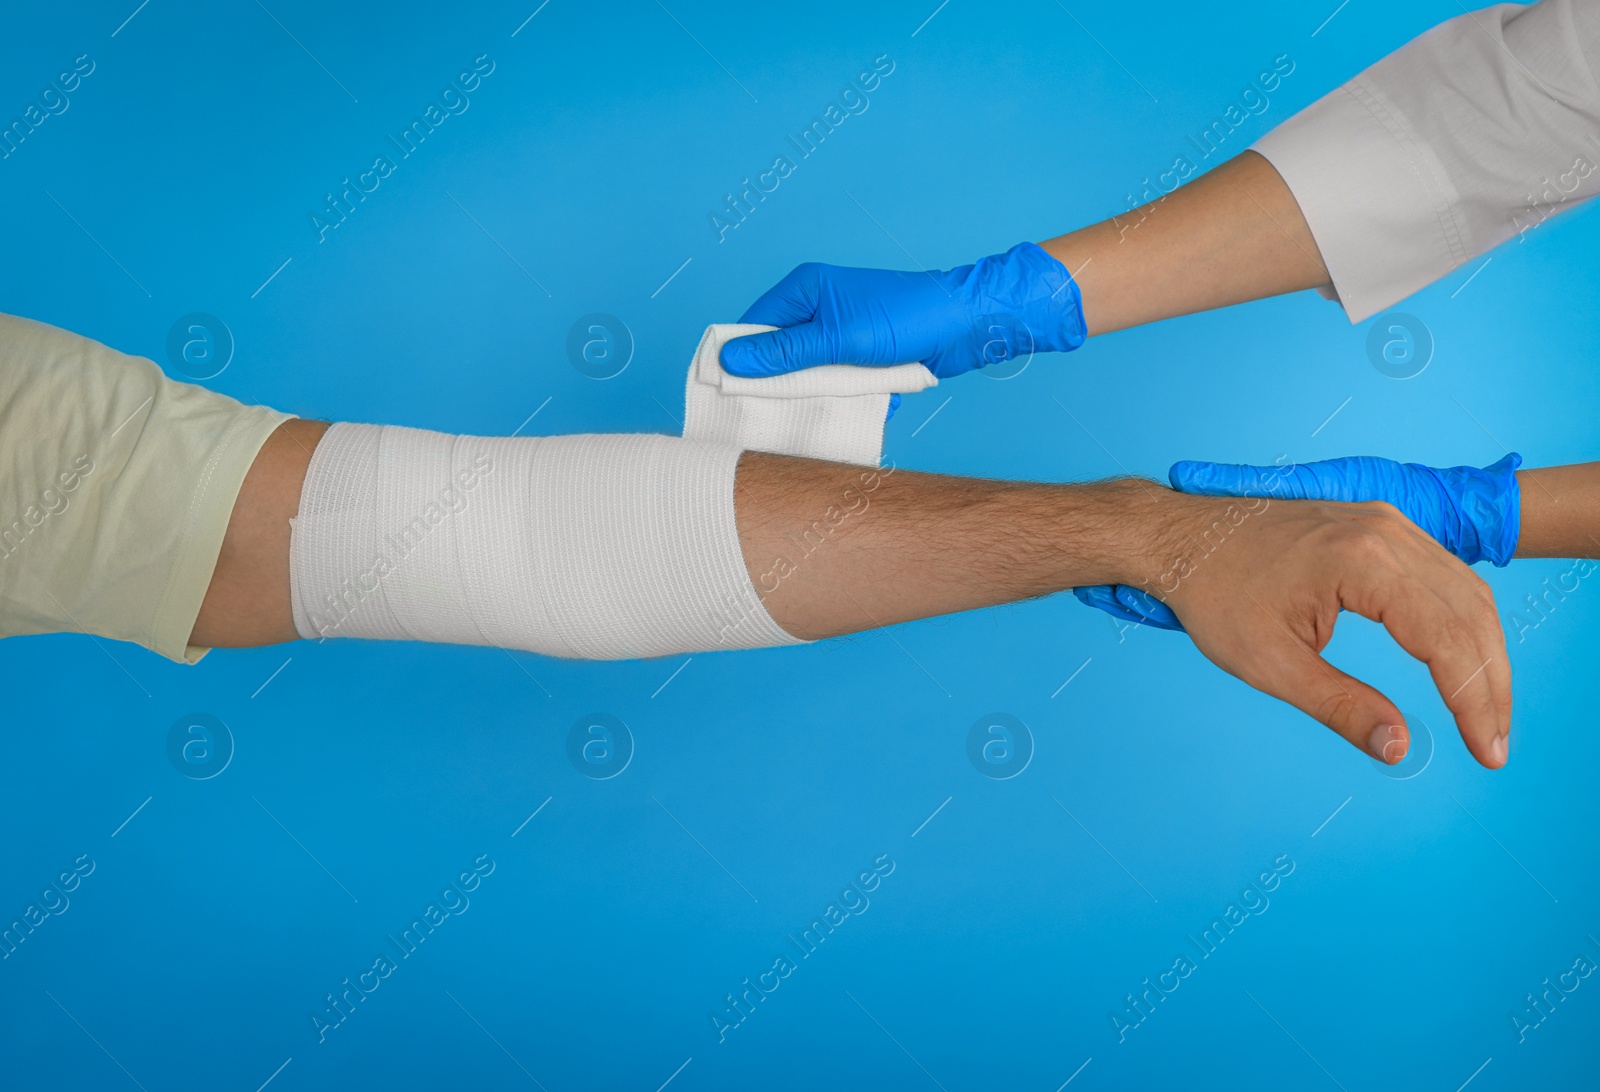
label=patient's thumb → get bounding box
[1267,651,1411,764]
[719,323,835,377]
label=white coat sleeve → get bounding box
[1252,0,1600,323]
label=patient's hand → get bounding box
[733,454,1508,769]
[1074,452,1525,633]
[1148,492,1511,769]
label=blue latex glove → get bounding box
[719,241,1086,379]
[1073,582,1183,631]
[1074,453,1524,633]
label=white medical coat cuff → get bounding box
[1254,0,1600,324]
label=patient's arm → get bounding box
[738,453,1507,768]
[1040,150,1329,336]
[196,424,1511,769]
[1082,455,1600,644]
[193,418,330,648]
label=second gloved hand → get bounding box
[719,242,1086,379]
[1074,452,1524,632]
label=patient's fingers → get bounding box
[1221,616,1412,763]
[1335,526,1511,768]
[1167,496,1511,769]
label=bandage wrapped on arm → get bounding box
[285,324,935,659]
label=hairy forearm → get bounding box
[1039,150,1330,336]
[734,452,1175,639]
[1516,464,1600,559]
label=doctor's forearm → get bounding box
[1048,1,1600,336]
[1038,151,1329,336]
[1516,464,1600,559]
[1247,0,1600,323]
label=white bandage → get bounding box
[684,324,936,467]
[289,426,798,658]
[288,324,918,660]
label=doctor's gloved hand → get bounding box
[1073,453,1523,633]
[719,242,1087,379]
[1073,582,1183,631]
[1168,454,1524,565]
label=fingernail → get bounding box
[1368,724,1408,765]
[1491,734,1508,767]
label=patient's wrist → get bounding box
[1063,478,1198,593]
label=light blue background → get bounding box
[1,1,1596,1089]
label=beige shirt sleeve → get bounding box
[0,312,291,662]
[1253,0,1600,323]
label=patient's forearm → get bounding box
[735,453,1166,638]
[1517,464,1600,559]
[1040,150,1330,336]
